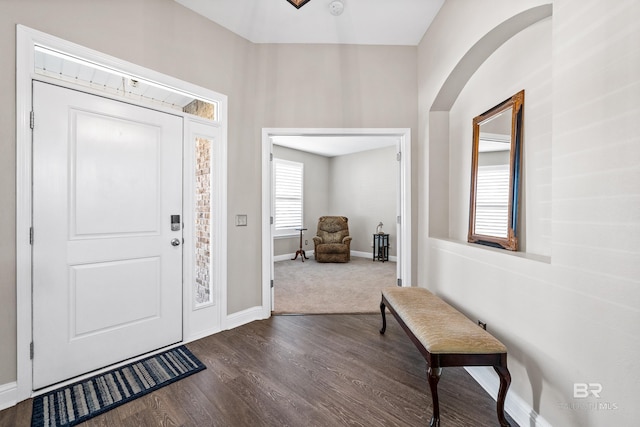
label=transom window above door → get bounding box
[34,45,218,120]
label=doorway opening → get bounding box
[261,128,411,317]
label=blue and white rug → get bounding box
[31,345,206,427]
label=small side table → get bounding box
[373,233,389,262]
[292,228,309,262]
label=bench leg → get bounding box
[427,366,442,427]
[494,365,512,427]
[379,300,387,334]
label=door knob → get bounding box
[171,238,181,247]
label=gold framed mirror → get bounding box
[468,90,524,251]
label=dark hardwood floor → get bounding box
[0,314,517,426]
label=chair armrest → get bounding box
[342,236,352,244]
[312,236,323,244]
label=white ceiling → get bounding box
[175,0,439,155]
[175,0,444,46]
[272,135,398,157]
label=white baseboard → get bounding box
[274,250,315,262]
[274,253,290,262]
[465,366,552,427]
[351,250,397,262]
[225,305,267,330]
[0,381,17,411]
[351,250,371,259]
[275,250,396,262]
[184,326,223,344]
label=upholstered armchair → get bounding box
[312,216,352,263]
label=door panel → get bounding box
[72,110,161,236]
[32,81,183,389]
[71,257,161,337]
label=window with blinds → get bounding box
[274,158,303,235]
[475,164,510,238]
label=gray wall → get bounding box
[0,0,418,385]
[273,145,397,258]
[6,3,638,424]
[1,0,261,385]
[329,146,398,256]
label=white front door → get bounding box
[32,81,183,389]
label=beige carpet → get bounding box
[273,256,396,314]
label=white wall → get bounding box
[551,2,640,422]
[419,1,640,426]
[449,17,552,255]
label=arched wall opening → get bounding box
[427,4,552,256]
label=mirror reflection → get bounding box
[476,109,512,238]
[468,90,524,250]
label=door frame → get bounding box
[16,25,228,401]
[261,128,412,317]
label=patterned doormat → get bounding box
[31,345,206,427]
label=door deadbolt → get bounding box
[171,215,181,231]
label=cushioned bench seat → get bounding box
[380,287,511,427]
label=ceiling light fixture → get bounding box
[286,0,312,9]
[329,0,344,16]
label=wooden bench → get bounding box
[379,287,511,427]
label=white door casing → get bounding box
[16,26,230,403]
[32,81,183,389]
[182,119,226,341]
[261,128,412,316]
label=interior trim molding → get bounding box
[274,251,314,262]
[351,250,397,262]
[466,367,552,427]
[225,306,268,331]
[430,4,552,112]
[15,24,228,403]
[262,127,412,319]
[0,382,17,412]
[274,251,396,263]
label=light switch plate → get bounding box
[235,214,247,226]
